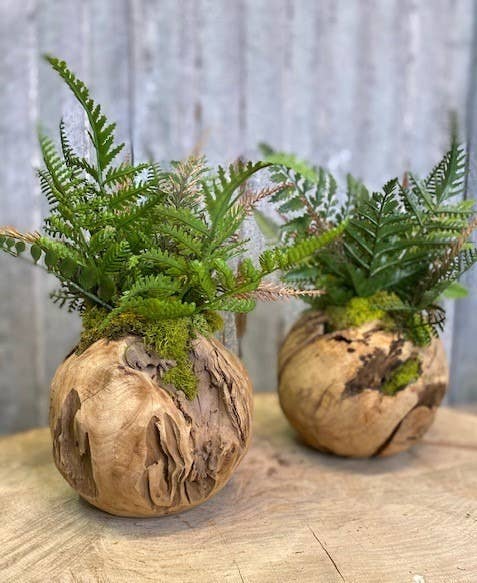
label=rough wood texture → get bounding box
[279,313,449,457]
[1,394,477,582]
[49,335,252,517]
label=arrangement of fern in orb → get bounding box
[259,143,477,458]
[0,58,338,517]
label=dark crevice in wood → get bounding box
[125,340,176,382]
[342,338,406,398]
[417,381,447,408]
[53,389,97,498]
[372,414,409,457]
[332,334,352,344]
[308,525,345,581]
[372,387,444,457]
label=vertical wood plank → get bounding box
[194,0,247,352]
[239,0,291,386]
[130,0,200,163]
[450,0,477,403]
[130,0,244,352]
[35,0,91,424]
[88,0,132,150]
[195,0,245,164]
[1,0,476,433]
[0,0,42,432]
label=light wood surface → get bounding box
[1,393,477,583]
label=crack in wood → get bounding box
[308,526,345,581]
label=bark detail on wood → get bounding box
[49,334,253,517]
[52,389,97,498]
[278,313,449,458]
[342,337,410,398]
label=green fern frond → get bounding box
[265,144,477,344]
[115,297,196,320]
[123,274,180,299]
[425,142,466,204]
[98,241,131,275]
[209,297,257,313]
[2,55,339,400]
[134,249,189,276]
[45,55,123,187]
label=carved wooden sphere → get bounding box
[278,312,449,458]
[49,334,253,517]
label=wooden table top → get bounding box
[1,394,476,583]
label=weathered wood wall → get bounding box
[0,0,475,433]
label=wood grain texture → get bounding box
[0,0,476,436]
[450,6,477,404]
[1,393,477,582]
[49,335,253,517]
[278,313,449,457]
[0,1,43,433]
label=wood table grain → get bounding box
[1,394,476,583]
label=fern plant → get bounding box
[0,57,341,398]
[259,143,477,345]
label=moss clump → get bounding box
[78,307,220,399]
[325,291,396,331]
[381,357,421,396]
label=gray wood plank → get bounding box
[1,0,476,433]
[195,0,248,352]
[0,1,42,433]
[130,0,200,163]
[130,0,244,352]
[450,4,477,404]
[239,0,291,385]
[35,0,92,425]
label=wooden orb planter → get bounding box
[278,312,449,458]
[49,334,253,517]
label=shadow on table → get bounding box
[75,475,248,539]
[292,434,419,476]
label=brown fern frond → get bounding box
[160,156,207,205]
[413,215,477,300]
[451,215,477,254]
[433,215,477,275]
[0,227,40,244]
[239,281,324,302]
[402,171,409,190]
[239,182,294,214]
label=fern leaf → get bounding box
[98,241,131,275]
[45,56,124,186]
[134,249,189,276]
[208,297,256,313]
[115,297,196,320]
[123,274,179,299]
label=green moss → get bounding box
[381,357,421,396]
[325,291,396,331]
[78,307,218,399]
